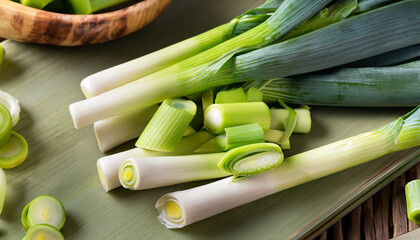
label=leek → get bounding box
[0,104,12,148]
[217,143,283,180]
[258,61,420,106]
[94,105,159,153]
[204,102,271,134]
[405,180,420,224]
[136,99,197,152]
[201,90,214,112]
[97,131,214,192]
[0,131,28,169]
[356,0,401,12]
[25,224,64,240]
[215,88,247,104]
[67,0,130,14]
[275,99,297,149]
[23,195,66,230]
[70,0,332,128]
[0,90,21,127]
[264,129,286,146]
[345,44,420,68]
[246,87,263,102]
[156,105,420,228]
[79,0,283,98]
[194,139,222,154]
[215,123,265,151]
[21,201,31,230]
[0,167,5,214]
[20,0,54,9]
[270,106,311,133]
[119,153,227,190]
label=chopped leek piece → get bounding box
[20,0,54,9]
[405,180,420,225]
[264,129,287,148]
[25,224,64,240]
[21,201,31,230]
[0,131,28,169]
[275,99,297,149]
[218,143,283,180]
[0,104,12,148]
[94,104,159,152]
[136,99,197,152]
[204,102,270,134]
[119,153,227,190]
[67,0,130,14]
[0,45,4,67]
[156,105,420,228]
[26,195,66,230]
[215,123,265,151]
[246,87,263,102]
[270,106,311,133]
[0,90,21,127]
[0,167,5,214]
[215,88,247,104]
[97,131,214,192]
[201,89,214,112]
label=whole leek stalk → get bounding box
[156,105,420,229]
[70,0,332,128]
[255,60,420,106]
[69,0,420,128]
[119,153,227,190]
[80,0,283,98]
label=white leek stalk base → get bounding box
[97,131,214,192]
[119,153,227,190]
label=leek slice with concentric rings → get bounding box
[0,131,28,169]
[218,143,283,180]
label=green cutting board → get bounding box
[0,0,419,239]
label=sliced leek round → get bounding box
[25,224,64,240]
[218,143,283,179]
[0,167,5,214]
[0,91,21,127]
[26,195,66,230]
[0,131,28,169]
[405,180,420,225]
[0,104,12,148]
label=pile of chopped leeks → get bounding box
[68,0,420,229]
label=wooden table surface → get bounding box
[316,163,420,240]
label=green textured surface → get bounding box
[0,0,419,239]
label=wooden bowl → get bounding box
[0,0,172,46]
